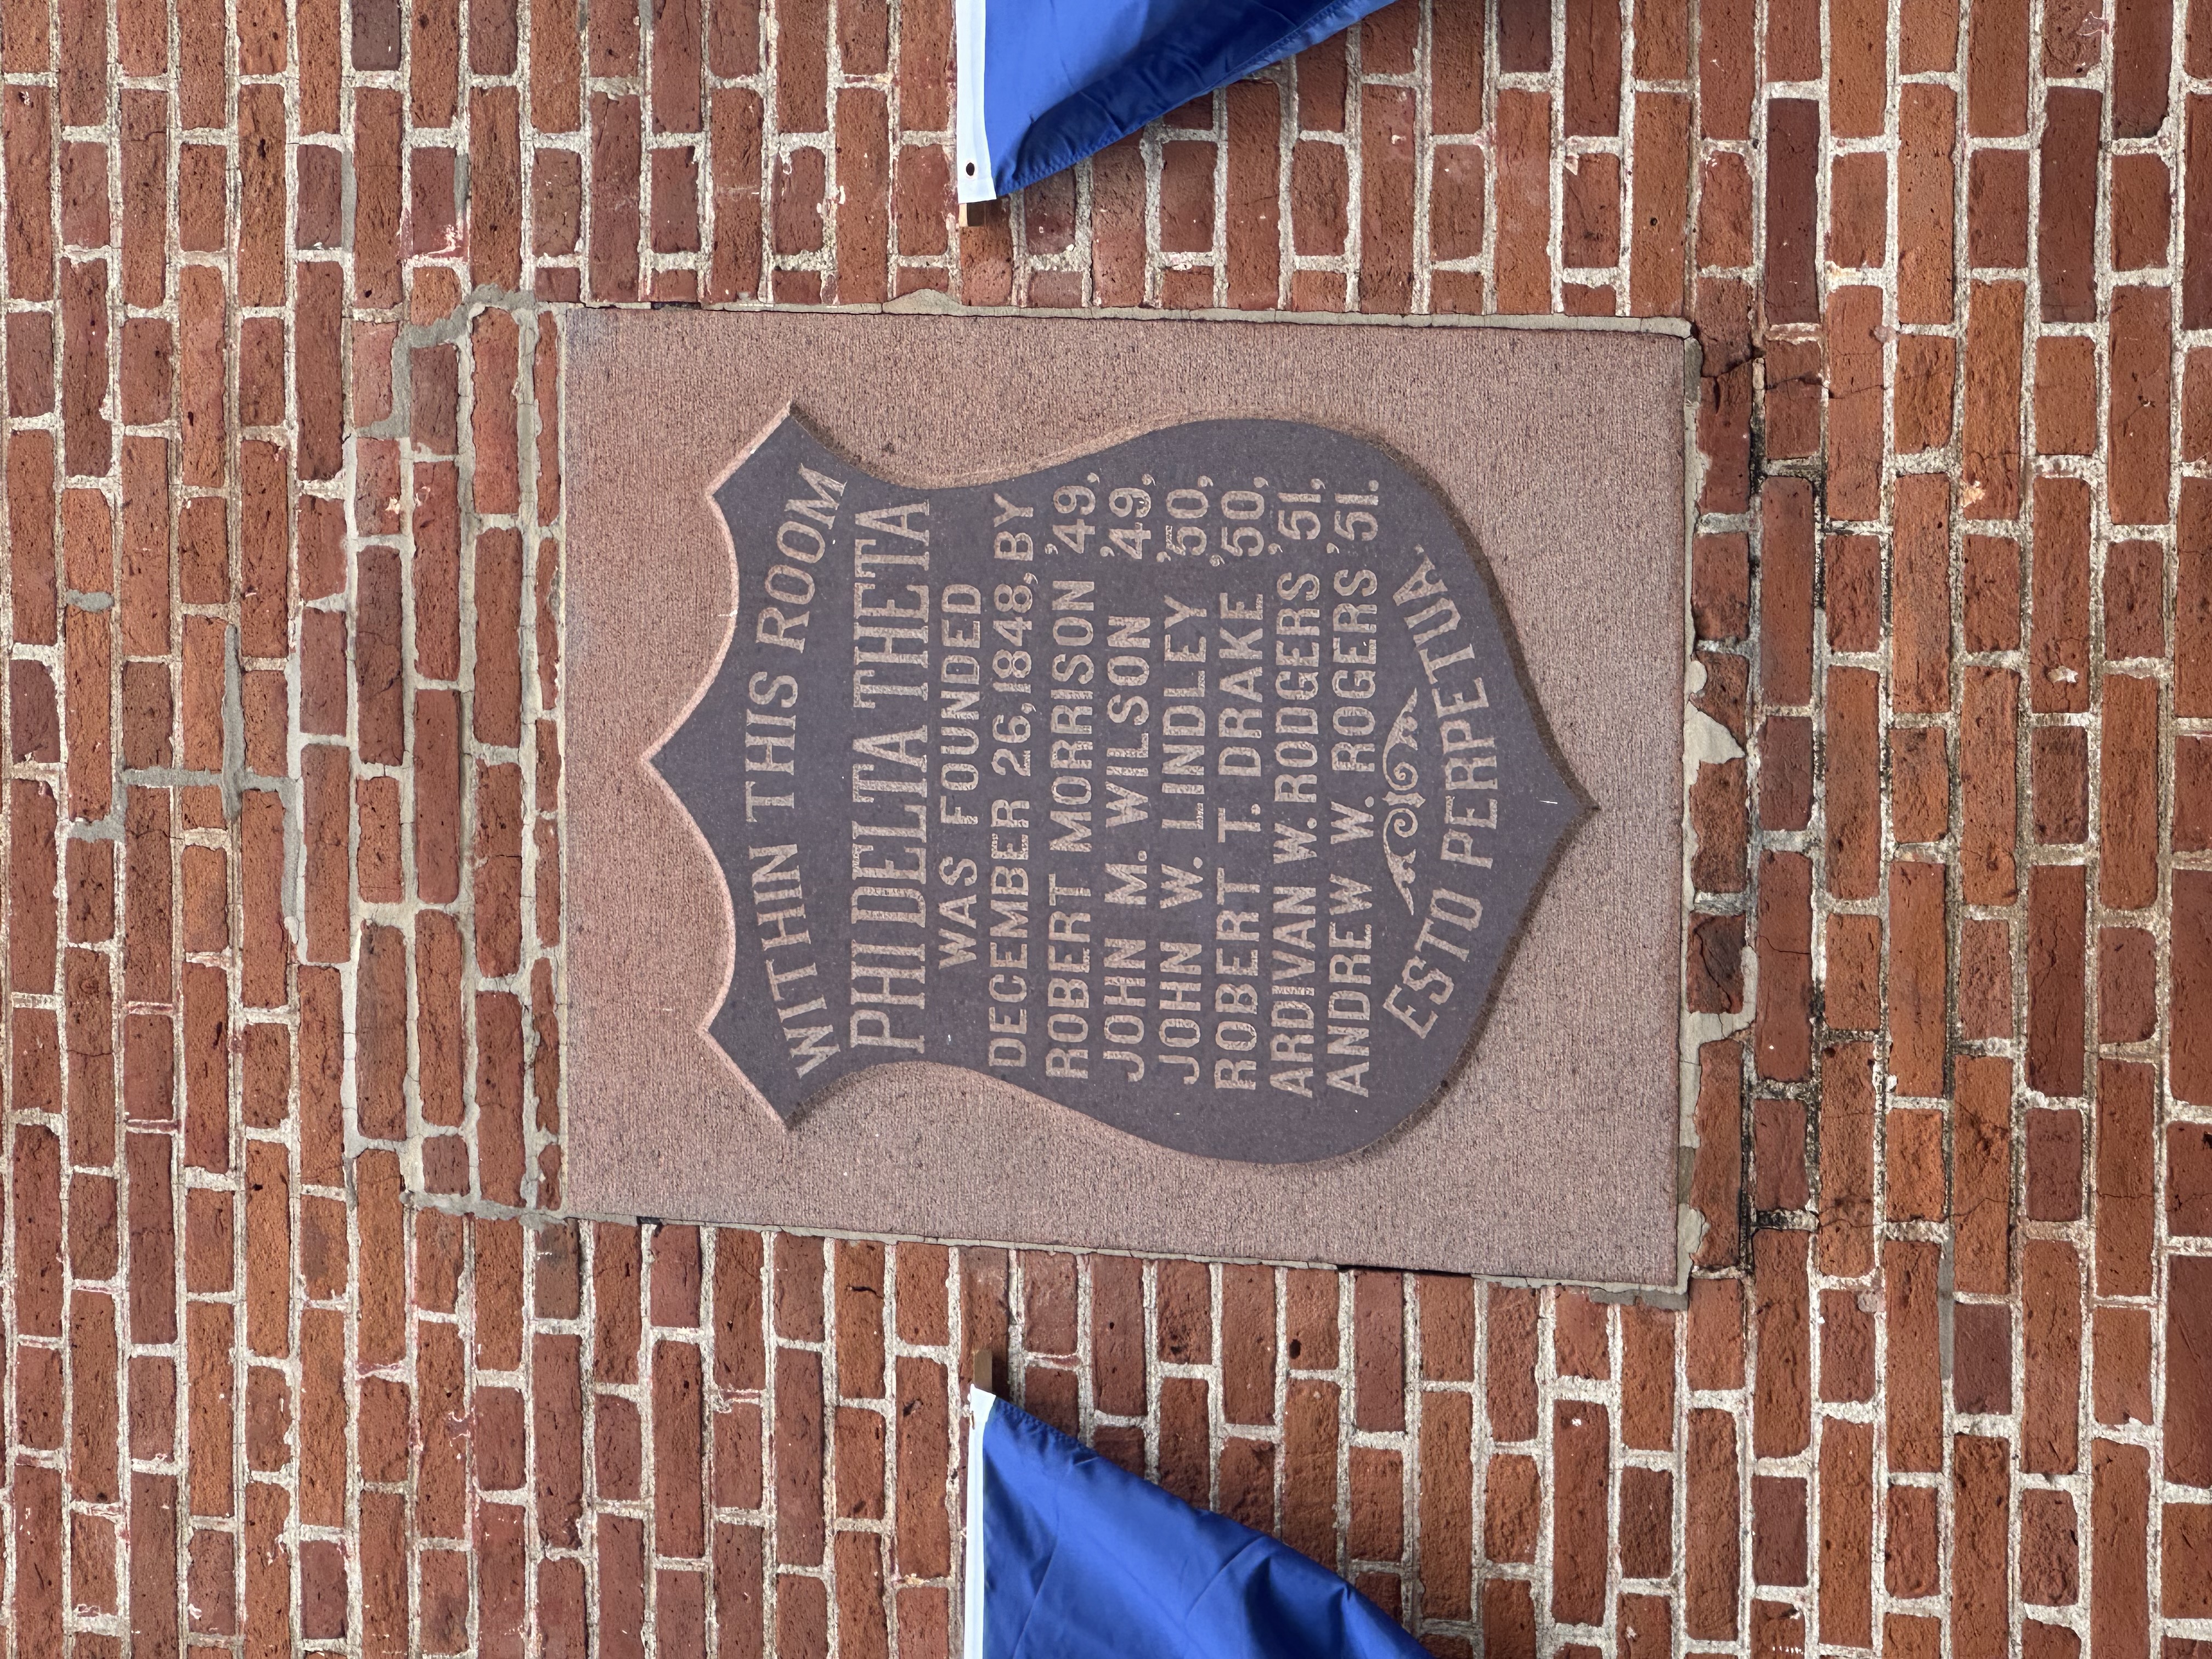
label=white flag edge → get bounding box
[953,0,992,201]
[961,1384,996,1659]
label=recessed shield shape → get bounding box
[651,413,1587,1164]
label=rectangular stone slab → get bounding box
[563,305,1690,1285]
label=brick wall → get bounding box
[3,0,2210,1655]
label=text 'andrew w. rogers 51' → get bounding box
[651,414,1587,1164]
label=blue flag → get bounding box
[956,0,1395,202]
[963,1387,1432,1659]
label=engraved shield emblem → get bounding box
[650,412,1588,1163]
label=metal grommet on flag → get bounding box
[951,0,993,204]
[961,1355,1430,1659]
[951,0,1398,205]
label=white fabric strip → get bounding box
[953,0,993,200]
[961,1385,996,1659]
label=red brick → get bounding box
[1767,0,1819,75]
[1486,1286,1538,1440]
[1552,1401,1610,1622]
[2041,90,2102,321]
[2173,1120,2212,1236]
[2094,1308,2153,1433]
[2161,1506,2212,1623]
[1430,145,1481,266]
[8,785,60,1003]
[1899,88,1956,322]
[1750,714,1805,834]
[1616,1304,1673,1449]
[1698,278,1754,510]
[1822,671,1877,894]
[2191,350,2212,461]
[127,1475,179,1657]
[460,94,524,286]
[1345,1451,1398,1566]
[1080,137,1143,306]
[2028,1108,2085,1221]
[1824,287,1884,520]
[2025,1241,2083,1475]
[1485,1452,1539,1564]
[1751,1229,1809,1457]
[2097,1060,2158,1296]
[2164,1257,2212,1499]
[2018,1488,2082,1608]
[1764,101,1819,324]
[588,93,644,299]
[2028,864,2087,1096]
[1825,959,1881,1079]
[1553,1290,1609,1379]
[60,260,112,476]
[1959,669,2019,907]
[1965,0,2028,131]
[65,949,119,1164]
[1685,1410,1740,1639]
[1881,475,1951,714]
[2035,725,2090,844]
[1753,1097,1807,1212]
[1950,1436,2011,1659]
[2106,539,2166,661]
[1964,153,2026,276]
[2112,154,2171,271]
[1896,335,1955,452]
[1354,86,1416,313]
[1562,154,1620,271]
[6,435,57,648]
[1953,1057,2012,1292]
[1753,854,1812,1082]
[1353,1271,1403,1430]
[1215,1263,1273,1425]
[1620,1466,1673,1579]
[1821,1289,1876,1403]
[287,1313,341,1530]
[354,91,404,307]
[1690,758,1748,898]
[770,1353,832,1575]
[2184,872,2212,1104]
[1269,1376,1333,1566]
[1962,282,2025,520]
[1689,1040,1742,1267]
[1692,538,1750,648]
[1891,725,1950,845]
[1628,94,1690,317]
[1819,1047,1875,1276]
[647,1341,706,1557]
[1886,1481,1939,1596]
[2093,1441,2152,1659]
[1886,1242,1943,1470]
[1153,1374,1208,1508]
[1479,1581,1535,1659]
[1955,1301,2013,1415]
[1494,89,1551,313]
[1682,1283,1741,1398]
[1698,153,1753,268]
[1752,1472,1807,1586]
[2193,110,2212,325]
[178,268,226,486]
[2110,288,2173,524]
[2101,675,2160,908]
[2111,0,2170,128]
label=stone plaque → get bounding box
[654,413,1583,1162]
[564,307,1690,1284]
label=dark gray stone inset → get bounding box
[651,411,1588,1164]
